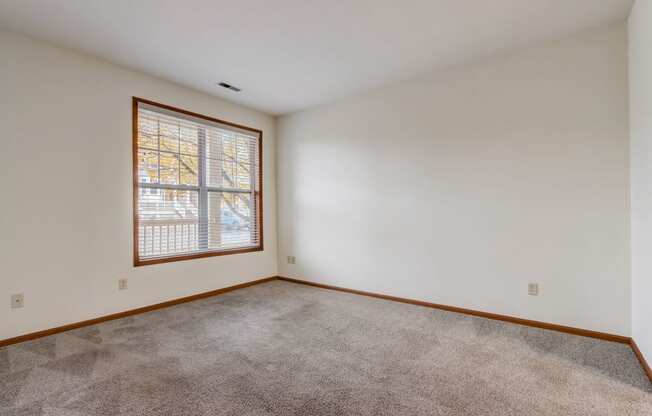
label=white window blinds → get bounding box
[134,99,262,265]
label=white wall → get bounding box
[278,23,631,336]
[0,30,277,340]
[629,0,652,363]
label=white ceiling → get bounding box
[0,0,633,115]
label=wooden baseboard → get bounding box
[277,276,630,344]
[630,339,652,384]
[4,274,649,386]
[0,276,277,348]
[279,275,652,385]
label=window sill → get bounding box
[134,245,263,267]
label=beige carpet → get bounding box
[1,280,650,415]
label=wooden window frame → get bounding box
[132,97,264,266]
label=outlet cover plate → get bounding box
[11,294,24,309]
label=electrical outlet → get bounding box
[118,279,128,291]
[528,283,539,296]
[11,294,24,309]
[287,256,296,265]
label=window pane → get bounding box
[206,159,231,188]
[159,152,180,185]
[235,164,252,190]
[138,189,199,258]
[206,157,221,187]
[159,121,180,153]
[207,191,254,249]
[138,118,158,150]
[236,136,252,162]
[180,154,198,186]
[138,149,159,184]
[180,125,198,155]
[222,160,236,186]
[205,132,255,190]
[221,135,236,158]
[205,160,251,190]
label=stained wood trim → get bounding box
[631,339,652,384]
[135,246,263,267]
[132,97,140,267]
[132,97,264,266]
[133,97,263,135]
[257,127,264,252]
[277,276,631,344]
[5,274,648,386]
[0,276,277,348]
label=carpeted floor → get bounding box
[1,280,651,415]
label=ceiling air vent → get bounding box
[218,82,242,92]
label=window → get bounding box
[132,97,263,266]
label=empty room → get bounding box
[1,0,651,414]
